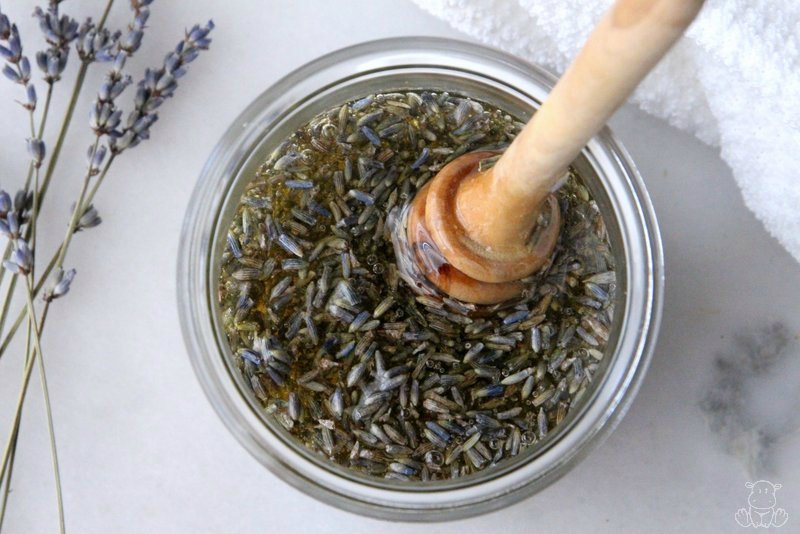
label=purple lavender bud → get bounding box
[27,138,46,167]
[77,18,93,47]
[110,75,132,99]
[4,239,33,275]
[36,50,47,71]
[143,96,163,113]
[7,26,21,61]
[47,53,59,76]
[54,268,77,298]
[2,64,20,82]
[98,79,113,101]
[25,83,36,109]
[62,18,79,43]
[164,52,180,73]
[155,73,174,92]
[188,21,214,45]
[75,204,101,232]
[121,29,143,54]
[112,51,126,73]
[0,44,13,61]
[86,144,108,175]
[5,213,20,237]
[2,260,21,275]
[111,129,137,153]
[181,49,199,64]
[108,108,122,130]
[133,113,156,134]
[0,191,12,214]
[143,68,157,89]
[95,47,115,62]
[44,268,77,301]
[0,14,10,40]
[42,49,68,81]
[19,56,30,79]
[13,190,31,212]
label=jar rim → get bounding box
[177,36,664,521]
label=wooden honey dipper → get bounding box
[406,0,703,304]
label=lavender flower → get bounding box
[0,186,33,238]
[76,20,120,63]
[89,98,123,136]
[0,190,12,215]
[14,189,32,214]
[86,144,107,175]
[118,3,150,55]
[0,213,21,239]
[30,2,78,83]
[74,203,101,232]
[88,3,157,140]
[27,137,46,167]
[0,9,10,40]
[35,47,68,82]
[24,81,36,109]
[33,3,79,49]
[111,19,214,154]
[0,7,37,111]
[0,20,21,63]
[3,239,32,275]
[42,268,76,302]
[0,3,215,527]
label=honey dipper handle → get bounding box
[459,0,703,247]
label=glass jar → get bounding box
[177,37,663,521]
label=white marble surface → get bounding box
[0,1,798,532]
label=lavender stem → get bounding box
[24,276,64,534]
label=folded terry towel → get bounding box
[412,0,800,263]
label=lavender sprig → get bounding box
[0,5,214,531]
[112,19,214,154]
[0,9,36,113]
[33,1,78,83]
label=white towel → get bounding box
[412,0,800,262]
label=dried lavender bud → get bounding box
[0,213,20,239]
[14,189,32,214]
[2,63,19,82]
[89,101,122,135]
[86,144,107,175]
[27,137,45,168]
[24,82,36,110]
[3,239,32,275]
[35,48,65,82]
[119,5,149,55]
[0,191,12,215]
[76,21,120,63]
[0,22,21,63]
[42,268,77,302]
[74,203,101,232]
[0,12,10,41]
